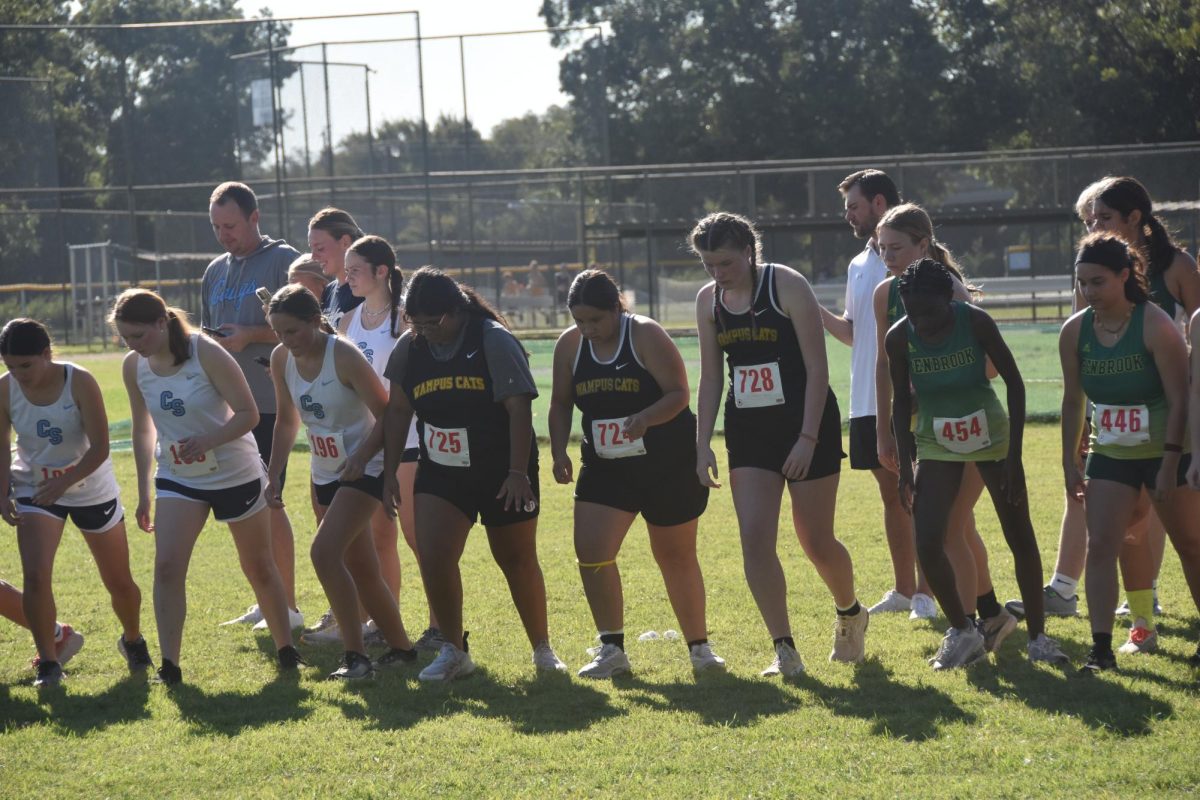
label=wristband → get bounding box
[1163,443,1183,453]
[508,469,531,480]
[798,432,819,444]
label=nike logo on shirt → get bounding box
[321,379,335,386]
[614,363,628,371]
[185,373,199,381]
[62,404,74,410]
[466,350,479,359]
[753,308,768,316]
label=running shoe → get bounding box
[830,609,869,663]
[533,641,568,673]
[362,620,387,647]
[219,604,264,627]
[305,608,336,634]
[1080,647,1117,674]
[978,610,1018,654]
[301,623,344,646]
[1005,586,1078,621]
[33,660,63,688]
[374,647,418,669]
[577,643,631,679]
[277,645,306,670]
[689,643,727,674]
[34,624,86,669]
[1117,622,1158,655]
[414,626,446,653]
[1027,634,1070,664]
[1116,592,1162,617]
[867,590,911,615]
[328,651,374,680]
[117,635,154,672]
[909,593,938,620]
[155,660,182,686]
[252,607,305,631]
[419,642,475,682]
[761,641,805,677]
[930,626,986,670]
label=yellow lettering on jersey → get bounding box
[716,326,780,348]
[575,377,641,397]
[454,375,487,391]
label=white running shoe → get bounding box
[930,625,986,670]
[220,604,264,627]
[419,642,475,682]
[252,607,305,631]
[867,590,911,615]
[533,641,568,673]
[909,593,938,620]
[1027,633,1070,664]
[830,609,869,663]
[761,641,805,677]
[578,643,631,679]
[689,642,727,674]
[1117,621,1159,655]
[300,623,343,645]
[978,610,1019,654]
[305,608,336,634]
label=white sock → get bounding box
[1049,573,1078,597]
[53,622,63,642]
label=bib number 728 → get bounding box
[733,361,786,408]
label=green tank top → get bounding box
[1078,303,1167,459]
[886,278,903,326]
[907,302,1008,461]
[1149,268,1179,321]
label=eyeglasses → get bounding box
[404,312,447,334]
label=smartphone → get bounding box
[256,287,273,305]
[201,326,227,338]
[254,356,271,367]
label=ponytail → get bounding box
[109,288,195,365]
[878,203,978,298]
[1096,176,1181,278]
[1075,231,1150,305]
[688,211,763,335]
[404,266,511,330]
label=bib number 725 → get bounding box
[424,424,471,467]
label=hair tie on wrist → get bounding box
[1163,443,1183,453]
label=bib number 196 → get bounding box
[167,442,219,477]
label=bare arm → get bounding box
[820,304,854,347]
[548,328,577,483]
[778,266,830,441]
[872,278,899,472]
[886,324,915,512]
[0,378,15,524]
[1189,311,1200,489]
[1058,314,1087,503]
[497,393,537,511]
[31,368,111,506]
[694,283,724,488]
[336,338,390,478]
[1145,304,1189,501]
[190,335,260,456]
[266,344,300,492]
[624,316,690,435]
[1167,250,1200,329]
[122,352,157,531]
[970,307,1025,455]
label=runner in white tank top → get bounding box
[0,318,148,685]
[113,288,301,685]
[267,285,415,678]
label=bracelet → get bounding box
[508,469,531,480]
[1163,443,1183,453]
[798,432,819,444]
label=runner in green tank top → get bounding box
[887,258,1067,669]
[1060,232,1200,674]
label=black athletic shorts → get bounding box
[725,393,844,481]
[401,447,419,464]
[14,496,124,534]
[414,458,540,528]
[848,416,882,471]
[251,413,285,487]
[575,456,709,527]
[313,471,385,507]
[155,477,266,522]
[1084,452,1190,491]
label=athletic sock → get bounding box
[599,631,625,651]
[836,600,861,616]
[773,636,796,650]
[53,623,63,642]
[977,589,1002,619]
[686,638,708,650]
[1049,573,1078,598]
[1091,631,1114,653]
[1126,589,1156,630]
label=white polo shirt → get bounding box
[843,241,888,419]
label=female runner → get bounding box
[0,318,149,687]
[111,289,301,685]
[549,269,723,678]
[381,267,565,681]
[693,212,867,677]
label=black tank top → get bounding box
[572,313,694,464]
[401,315,514,468]
[715,263,810,427]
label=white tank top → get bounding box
[344,303,419,451]
[9,363,119,506]
[136,334,264,489]
[285,334,384,485]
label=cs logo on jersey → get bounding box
[36,419,64,445]
[300,395,326,419]
[160,391,186,417]
[358,341,374,364]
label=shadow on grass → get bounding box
[0,672,153,734]
[793,658,976,742]
[163,672,313,736]
[329,666,626,735]
[617,670,800,728]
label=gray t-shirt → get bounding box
[384,317,537,403]
[201,236,300,413]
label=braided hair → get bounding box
[688,212,764,336]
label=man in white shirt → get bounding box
[820,169,935,619]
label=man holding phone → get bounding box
[202,181,304,629]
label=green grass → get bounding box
[2,427,1199,797]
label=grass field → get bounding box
[1,426,1199,797]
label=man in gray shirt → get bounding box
[202,181,303,629]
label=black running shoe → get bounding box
[374,647,418,669]
[1080,647,1117,674]
[277,645,307,670]
[155,659,182,686]
[328,650,375,680]
[33,660,63,688]
[117,635,154,672]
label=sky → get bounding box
[236,0,588,148]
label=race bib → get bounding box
[166,441,219,477]
[933,409,991,455]
[1094,403,1150,447]
[590,418,647,459]
[733,362,785,408]
[308,431,346,474]
[31,461,87,491]
[424,424,470,467]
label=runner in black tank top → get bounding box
[382,267,565,682]
[549,271,721,678]
[692,212,866,677]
